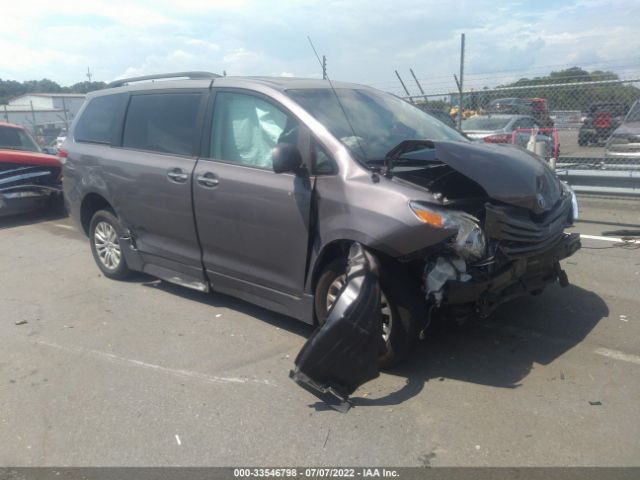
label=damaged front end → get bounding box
[0,154,62,216]
[395,140,581,321]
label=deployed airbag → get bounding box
[290,243,383,412]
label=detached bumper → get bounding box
[446,233,581,317]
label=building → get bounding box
[1,93,86,144]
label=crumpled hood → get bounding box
[401,140,561,213]
[0,149,61,168]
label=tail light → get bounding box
[57,148,68,180]
[483,134,510,143]
[58,148,68,163]
[594,112,612,129]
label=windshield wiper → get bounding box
[383,139,437,177]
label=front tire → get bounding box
[314,257,424,368]
[89,209,132,279]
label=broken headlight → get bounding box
[409,202,486,260]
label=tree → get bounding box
[481,68,640,112]
[0,78,106,104]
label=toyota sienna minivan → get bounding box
[62,72,580,366]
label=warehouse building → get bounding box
[1,93,86,145]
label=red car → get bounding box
[0,122,63,216]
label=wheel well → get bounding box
[80,193,112,236]
[310,240,397,291]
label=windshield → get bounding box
[624,101,640,123]
[462,116,511,130]
[0,126,41,152]
[287,88,466,162]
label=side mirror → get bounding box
[272,143,303,174]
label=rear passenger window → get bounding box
[74,93,128,144]
[123,93,202,156]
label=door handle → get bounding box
[167,168,189,183]
[197,172,219,188]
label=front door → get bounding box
[192,90,313,317]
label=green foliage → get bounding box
[0,78,107,104]
[480,67,640,112]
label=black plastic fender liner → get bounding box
[290,243,383,412]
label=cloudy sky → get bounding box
[2,0,639,95]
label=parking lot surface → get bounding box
[557,129,605,158]
[1,197,639,466]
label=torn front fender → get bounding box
[290,243,383,412]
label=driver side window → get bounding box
[210,92,299,169]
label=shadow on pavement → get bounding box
[0,206,67,230]
[348,283,608,408]
[143,279,314,338]
[142,279,607,410]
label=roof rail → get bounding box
[107,71,221,88]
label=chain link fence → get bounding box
[399,75,640,195]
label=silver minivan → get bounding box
[62,72,580,365]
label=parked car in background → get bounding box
[524,98,554,127]
[605,99,640,158]
[63,72,579,366]
[485,97,533,115]
[578,101,629,146]
[461,114,555,157]
[0,122,62,216]
[418,106,456,128]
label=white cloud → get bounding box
[0,0,639,93]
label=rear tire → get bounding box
[89,209,132,280]
[578,132,588,146]
[314,257,424,368]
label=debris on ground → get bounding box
[15,320,28,326]
[290,243,383,413]
[589,400,603,406]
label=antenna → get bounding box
[86,67,93,83]
[306,36,368,160]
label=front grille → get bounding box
[484,198,572,258]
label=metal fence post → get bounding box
[395,70,414,104]
[456,33,465,129]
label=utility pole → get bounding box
[409,68,428,103]
[322,55,327,80]
[395,70,414,103]
[86,67,93,83]
[453,33,466,129]
[30,100,37,134]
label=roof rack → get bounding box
[107,71,221,88]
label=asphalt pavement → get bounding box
[0,196,639,466]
